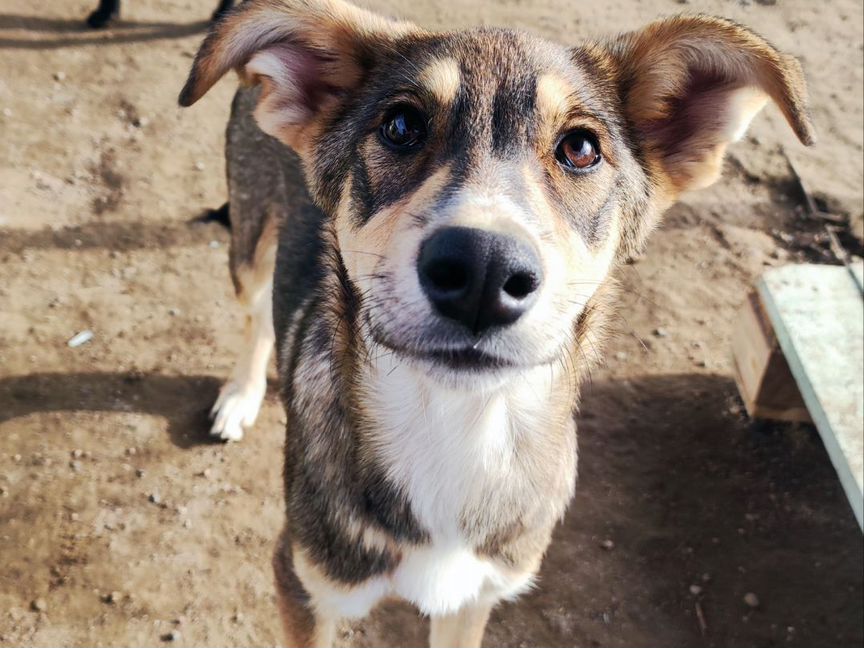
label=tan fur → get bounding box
[273,530,318,647]
[419,58,462,106]
[535,73,571,131]
[429,601,493,648]
[233,210,279,305]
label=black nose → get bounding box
[417,227,543,334]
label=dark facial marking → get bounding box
[491,74,537,155]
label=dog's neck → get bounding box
[356,341,580,540]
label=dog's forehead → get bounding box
[395,28,581,94]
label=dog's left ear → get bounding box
[179,0,420,153]
[605,15,815,195]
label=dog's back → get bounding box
[226,87,324,325]
[206,88,325,440]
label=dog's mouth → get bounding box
[420,346,515,371]
[371,333,515,372]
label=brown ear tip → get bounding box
[178,78,200,107]
[796,118,817,146]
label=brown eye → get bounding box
[379,106,426,150]
[555,130,601,171]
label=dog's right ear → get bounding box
[179,0,420,152]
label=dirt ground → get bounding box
[1,0,863,646]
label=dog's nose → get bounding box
[417,227,542,334]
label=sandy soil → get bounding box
[1,0,862,646]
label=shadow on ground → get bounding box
[482,373,863,648]
[0,13,207,50]
[0,369,860,646]
[0,371,226,448]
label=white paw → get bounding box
[209,380,266,442]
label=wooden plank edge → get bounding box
[756,277,864,530]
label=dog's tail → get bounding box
[194,202,231,230]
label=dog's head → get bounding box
[181,0,813,382]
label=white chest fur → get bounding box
[295,357,569,620]
[362,359,561,616]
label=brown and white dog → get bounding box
[179,1,814,645]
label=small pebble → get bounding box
[653,327,669,338]
[53,71,66,82]
[67,330,94,348]
[701,573,712,582]
[70,461,82,472]
[743,592,760,608]
[148,492,161,505]
[71,449,84,459]
[168,308,181,317]
[103,591,122,605]
[194,161,205,171]
[183,519,192,529]
[135,469,145,478]
[161,630,181,642]
[2,108,12,118]
[614,351,628,361]
[689,584,703,596]
[209,240,220,249]
[31,598,47,612]
[600,539,615,551]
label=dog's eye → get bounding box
[555,131,601,171]
[379,106,426,150]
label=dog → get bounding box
[179,1,814,644]
[86,0,235,28]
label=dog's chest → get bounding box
[362,362,559,614]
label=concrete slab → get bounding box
[758,263,864,528]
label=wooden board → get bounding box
[732,292,812,423]
[757,263,864,529]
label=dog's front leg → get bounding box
[210,274,274,441]
[429,601,493,648]
[273,530,339,647]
